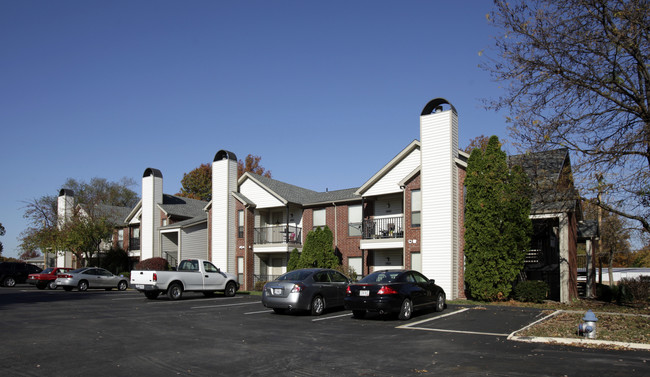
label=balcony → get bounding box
[254,225,302,245]
[362,216,404,239]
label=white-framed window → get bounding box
[238,210,244,238]
[348,204,362,236]
[411,189,421,227]
[313,208,326,228]
[118,229,124,249]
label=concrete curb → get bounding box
[507,309,650,351]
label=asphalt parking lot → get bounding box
[1,286,648,376]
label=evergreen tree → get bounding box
[296,226,339,269]
[464,136,532,301]
[287,248,300,271]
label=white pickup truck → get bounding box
[130,259,239,300]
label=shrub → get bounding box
[597,283,616,302]
[513,280,548,303]
[333,264,358,282]
[616,276,650,305]
[135,257,170,271]
[100,247,130,275]
[254,281,267,291]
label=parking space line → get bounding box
[397,308,508,337]
[191,301,260,309]
[244,309,273,315]
[312,313,351,322]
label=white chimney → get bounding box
[211,150,238,272]
[141,168,163,261]
[420,98,459,299]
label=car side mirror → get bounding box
[429,279,435,284]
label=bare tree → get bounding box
[483,0,650,232]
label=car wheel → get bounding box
[63,286,73,292]
[47,280,57,290]
[272,308,286,314]
[117,281,128,291]
[224,281,237,297]
[435,292,445,312]
[310,295,324,316]
[398,298,413,320]
[167,283,183,300]
[77,280,89,292]
[144,291,160,300]
[352,310,366,319]
[36,283,47,290]
[3,277,16,287]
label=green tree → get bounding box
[20,177,138,262]
[464,136,532,301]
[287,248,300,271]
[483,0,650,233]
[177,163,212,201]
[296,226,339,269]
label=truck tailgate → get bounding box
[130,270,157,285]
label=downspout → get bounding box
[332,202,338,248]
[400,184,406,268]
[244,204,250,291]
[361,197,365,276]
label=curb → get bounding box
[507,309,650,351]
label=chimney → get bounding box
[141,168,163,260]
[419,98,459,299]
[211,150,238,272]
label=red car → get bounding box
[28,267,73,290]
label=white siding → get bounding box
[212,157,237,273]
[365,149,421,196]
[420,109,458,298]
[142,174,162,260]
[240,179,284,209]
[161,231,178,263]
[182,224,208,261]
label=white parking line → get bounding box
[244,309,273,315]
[191,301,260,309]
[312,313,351,322]
[396,308,509,337]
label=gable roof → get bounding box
[509,148,580,216]
[158,194,208,220]
[355,140,420,196]
[238,173,360,206]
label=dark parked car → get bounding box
[0,262,42,287]
[262,268,350,315]
[28,267,74,290]
[344,269,446,320]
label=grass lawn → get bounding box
[449,298,650,347]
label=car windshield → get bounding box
[277,270,314,282]
[359,271,401,284]
[41,268,54,274]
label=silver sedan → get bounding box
[56,267,129,292]
[262,268,350,316]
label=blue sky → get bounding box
[1,1,511,259]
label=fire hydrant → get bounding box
[578,310,598,339]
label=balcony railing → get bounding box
[254,225,302,245]
[362,216,404,239]
[129,238,140,251]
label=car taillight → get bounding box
[59,274,72,279]
[377,285,398,295]
[153,273,157,282]
[290,283,304,293]
[346,286,352,294]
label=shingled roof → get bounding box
[509,148,581,215]
[158,194,208,220]
[245,173,361,206]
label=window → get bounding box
[411,189,421,227]
[238,210,244,238]
[313,208,326,228]
[203,261,219,273]
[328,271,348,283]
[118,229,124,249]
[348,204,362,236]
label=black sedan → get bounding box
[344,269,445,320]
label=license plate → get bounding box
[135,284,144,289]
[273,288,282,295]
[359,290,370,297]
